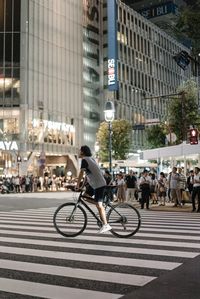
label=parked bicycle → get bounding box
[53,187,141,238]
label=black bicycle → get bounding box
[53,187,141,238]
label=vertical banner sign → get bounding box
[107,0,118,91]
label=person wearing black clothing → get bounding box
[104,170,113,201]
[187,170,194,194]
[139,170,151,209]
[125,170,137,201]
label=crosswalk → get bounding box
[0,206,199,299]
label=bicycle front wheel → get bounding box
[107,203,141,238]
[53,202,87,237]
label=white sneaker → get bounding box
[99,224,112,234]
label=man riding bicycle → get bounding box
[76,145,112,234]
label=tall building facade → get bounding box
[103,0,193,152]
[0,0,84,176]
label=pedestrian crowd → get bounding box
[0,175,75,194]
[1,166,200,213]
[103,166,200,213]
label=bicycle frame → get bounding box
[72,191,102,224]
[71,190,125,226]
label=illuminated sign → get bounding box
[139,1,178,19]
[0,141,18,151]
[32,119,75,132]
[107,0,118,91]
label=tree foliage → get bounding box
[145,80,200,148]
[96,119,132,162]
[168,80,200,142]
[176,1,200,55]
[146,125,166,149]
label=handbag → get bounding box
[159,186,165,192]
[182,190,190,202]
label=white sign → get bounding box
[0,141,18,151]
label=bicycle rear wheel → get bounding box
[107,203,141,238]
[53,202,87,237]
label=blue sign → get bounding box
[107,0,118,91]
[139,1,178,19]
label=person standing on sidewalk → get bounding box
[139,170,151,209]
[125,170,137,202]
[191,167,200,212]
[187,170,194,195]
[177,167,186,204]
[168,167,181,207]
[76,145,112,233]
[116,173,126,203]
[157,172,167,206]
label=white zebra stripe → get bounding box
[0,245,181,270]
[0,259,156,286]
[0,277,121,299]
[0,234,198,258]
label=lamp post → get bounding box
[17,155,21,176]
[104,101,115,174]
[94,141,100,164]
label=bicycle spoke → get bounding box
[53,203,87,237]
[107,203,141,238]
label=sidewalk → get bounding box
[1,192,195,212]
[150,202,193,213]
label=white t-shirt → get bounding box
[193,174,200,187]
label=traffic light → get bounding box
[189,129,198,145]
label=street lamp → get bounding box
[104,101,115,174]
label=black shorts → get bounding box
[86,184,105,202]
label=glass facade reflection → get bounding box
[0,0,20,109]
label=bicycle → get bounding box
[53,187,141,238]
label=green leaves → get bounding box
[146,125,166,148]
[168,80,200,142]
[96,119,132,162]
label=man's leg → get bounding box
[96,202,107,225]
[171,189,177,206]
[191,188,197,211]
[126,189,130,202]
[95,186,112,233]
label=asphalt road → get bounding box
[0,191,73,211]
[0,192,199,299]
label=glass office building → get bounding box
[0,0,84,176]
[104,0,193,152]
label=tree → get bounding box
[145,125,166,149]
[96,119,132,162]
[176,2,200,55]
[168,80,200,142]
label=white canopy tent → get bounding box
[142,142,200,174]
